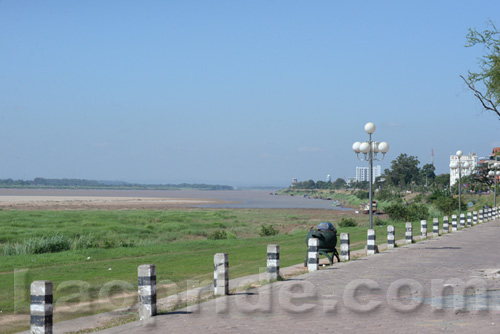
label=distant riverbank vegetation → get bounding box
[280,153,498,221]
[0,177,233,190]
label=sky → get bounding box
[1,0,500,187]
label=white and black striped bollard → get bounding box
[31,280,53,334]
[307,238,319,271]
[387,225,395,249]
[459,213,465,228]
[214,253,229,295]
[473,211,478,225]
[452,214,458,232]
[467,212,472,227]
[405,222,413,244]
[367,229,377,255]
[421,220,427,240]
[479,210,484,223]
[433,218,439,237]
[340,233,350,261]
[138,264,157,319]
[267,244,280,281]
[488,208,492,220]
[442,216,449,234]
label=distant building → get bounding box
[449,152,478,186]
[356,165,381,183]
[346,177,357,185]
[478,148,500,180]
[291,178,298,187]
[326,174,332,183]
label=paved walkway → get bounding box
[92,220,500,334]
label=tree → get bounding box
[332,177,347,189]
[434,173,450,190]
[420,163,436,186]
[384,154,421,189]
[462,20,500,118]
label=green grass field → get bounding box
[0,208,421,332]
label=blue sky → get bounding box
[1,0,500,187]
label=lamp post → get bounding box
[352,122,390,229]
[488,163,500,207]
[450,150,470,217]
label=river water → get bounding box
[0,189,352,211]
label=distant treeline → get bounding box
[0,177,233,190]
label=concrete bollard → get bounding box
[214,253,229,295]
[307,238,319,271]
[31,280,53,334]
[367,229,377,255]
[479,210,484,223]
[473,211,478,225]
[488,208,492,220]
[387,225,395,249]
[459,213,465,228]
[467,212,472,227]
[433,218,439,237]
[340,233,350,261]
[138,264,157,319]
[267,244,280,281]
[420,220,427,240]
[452,215,458,232]
[494,207,498,219]
[442,216,449,234]
[405,222,413,244]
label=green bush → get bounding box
[354,191,369,200]
[207,230,228,240]
[259,224,279,237]
[374,217,387,226]
[72,234,100,250]
[338,218,357,227]
[385,202,429,221]
[2,234,72,256]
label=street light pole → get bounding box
[488,163,500,207]
[368,133,374,228]
[450,150,469,217]
[458,157,462,218]
[352,123,390,230]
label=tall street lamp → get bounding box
[450,150,470,217]
[488,163,500,207]
[352,122,390,229]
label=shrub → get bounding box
[259,224,279,237]
[374,217,387,226]
[385,202,429,221]
[72,234,100,250]
[2,234,72,256]
[354,191,369,200]
[208,230,228,240]
[338,218,357,227]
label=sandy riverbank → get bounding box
[0,193,228,210]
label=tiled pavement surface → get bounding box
[93,220,500,334]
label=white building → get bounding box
[346,177,357,185]
[356,165,381,183]
[449,152,478,186]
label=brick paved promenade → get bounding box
[92,220,500,334]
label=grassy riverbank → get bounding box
[0,208,434,332]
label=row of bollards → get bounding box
[29,244,282,333]
[359,207,499,257]
[28,207,498,332]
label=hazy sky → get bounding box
[1,1,500,187]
